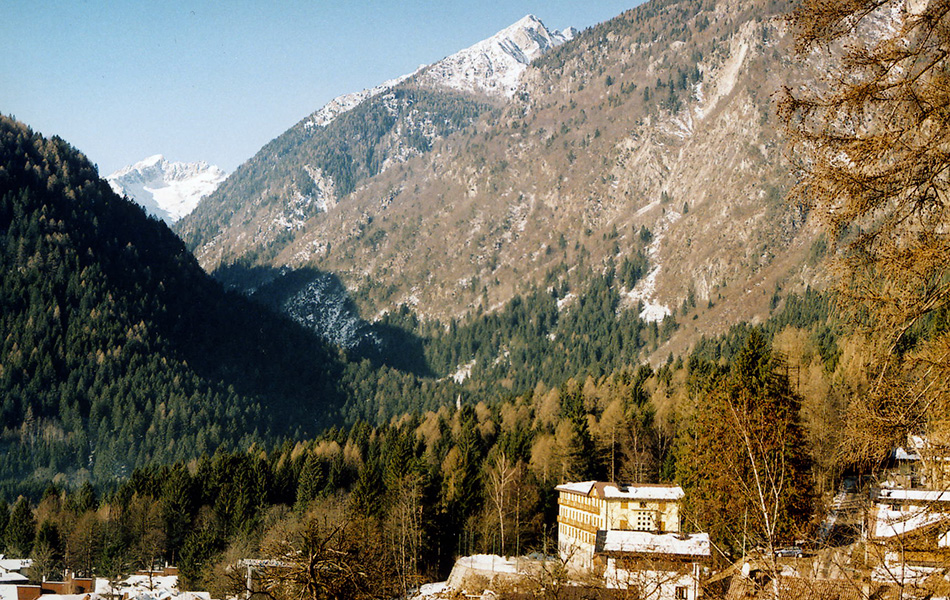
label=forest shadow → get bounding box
[212,263,434,378]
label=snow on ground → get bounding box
[622,209,681,322]
[304,70,420,130]
[454,554,520,574]
[627,267,670,322]
[556,292,576,311]
[452,359,476,384]
[411,581,448,599]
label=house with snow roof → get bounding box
[555,481,709,599]
[867,434,950,592]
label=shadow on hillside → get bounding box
[212,263,434,377]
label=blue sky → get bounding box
[2,1,639,175]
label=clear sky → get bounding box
[2,1,640,176]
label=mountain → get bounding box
[176,14,573,271]
[0,115,343,488]
[177,0,823,366]
[106,154,226,223]
[415,14,576,99]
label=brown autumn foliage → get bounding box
[780,0,950,465]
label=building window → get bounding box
[675,586,688,599]
[635,512,654,531]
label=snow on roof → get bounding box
[556,481,596,495]
[555,481,684,501]
[894,446,921,461]
[94,573,185,600]
[877,488,950,503]
[596,531,711,558]
[0,573,27,584]
[873,505,950,538]
[0,586,22,600]
[871,560,941,585]
[602,484,684,500]
[0,559,31,572]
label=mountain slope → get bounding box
[176,15,573,270]
[0,116,343,486]
[107,155,226,223]
[180,0,827,367]
[235,0,818,346]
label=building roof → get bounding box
[595,531,711,559]
[877,488,950,503]
[0,559,31,573]
[0,585,19,600]
[555,481,684,501]
[873,505,950,539]
[725,576,868,600]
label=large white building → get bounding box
[555,481,709,599]
[556,481,684,566]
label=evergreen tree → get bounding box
[5,497,36,558]
[676,332,813,559]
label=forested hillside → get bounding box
[0,310,860,591]
[0,113,837,495]
[0,116,344,491]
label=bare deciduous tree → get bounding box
[246,500,402,600]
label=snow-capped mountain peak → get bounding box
[418,14,575,98]
[301,15,573,130]
[107,156,227,223]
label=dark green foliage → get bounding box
[5,497,35,557]
[676,333,813,558]
[418,271,671,395]
[691,287,836,364]
[0,115,346,489]
[0,501,8,550]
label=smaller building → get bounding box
[597,530,710,600]
[869,487,950,592]
[872,488,950,541]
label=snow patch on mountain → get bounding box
[300,15,573,133]
[419,15,576,99]
[107,155,226,223]
[622,210,681,322]
[304,70,421,130]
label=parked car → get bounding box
[775,546,803,558]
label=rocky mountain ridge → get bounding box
[176,14,573,271]
[415,14,576,99]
